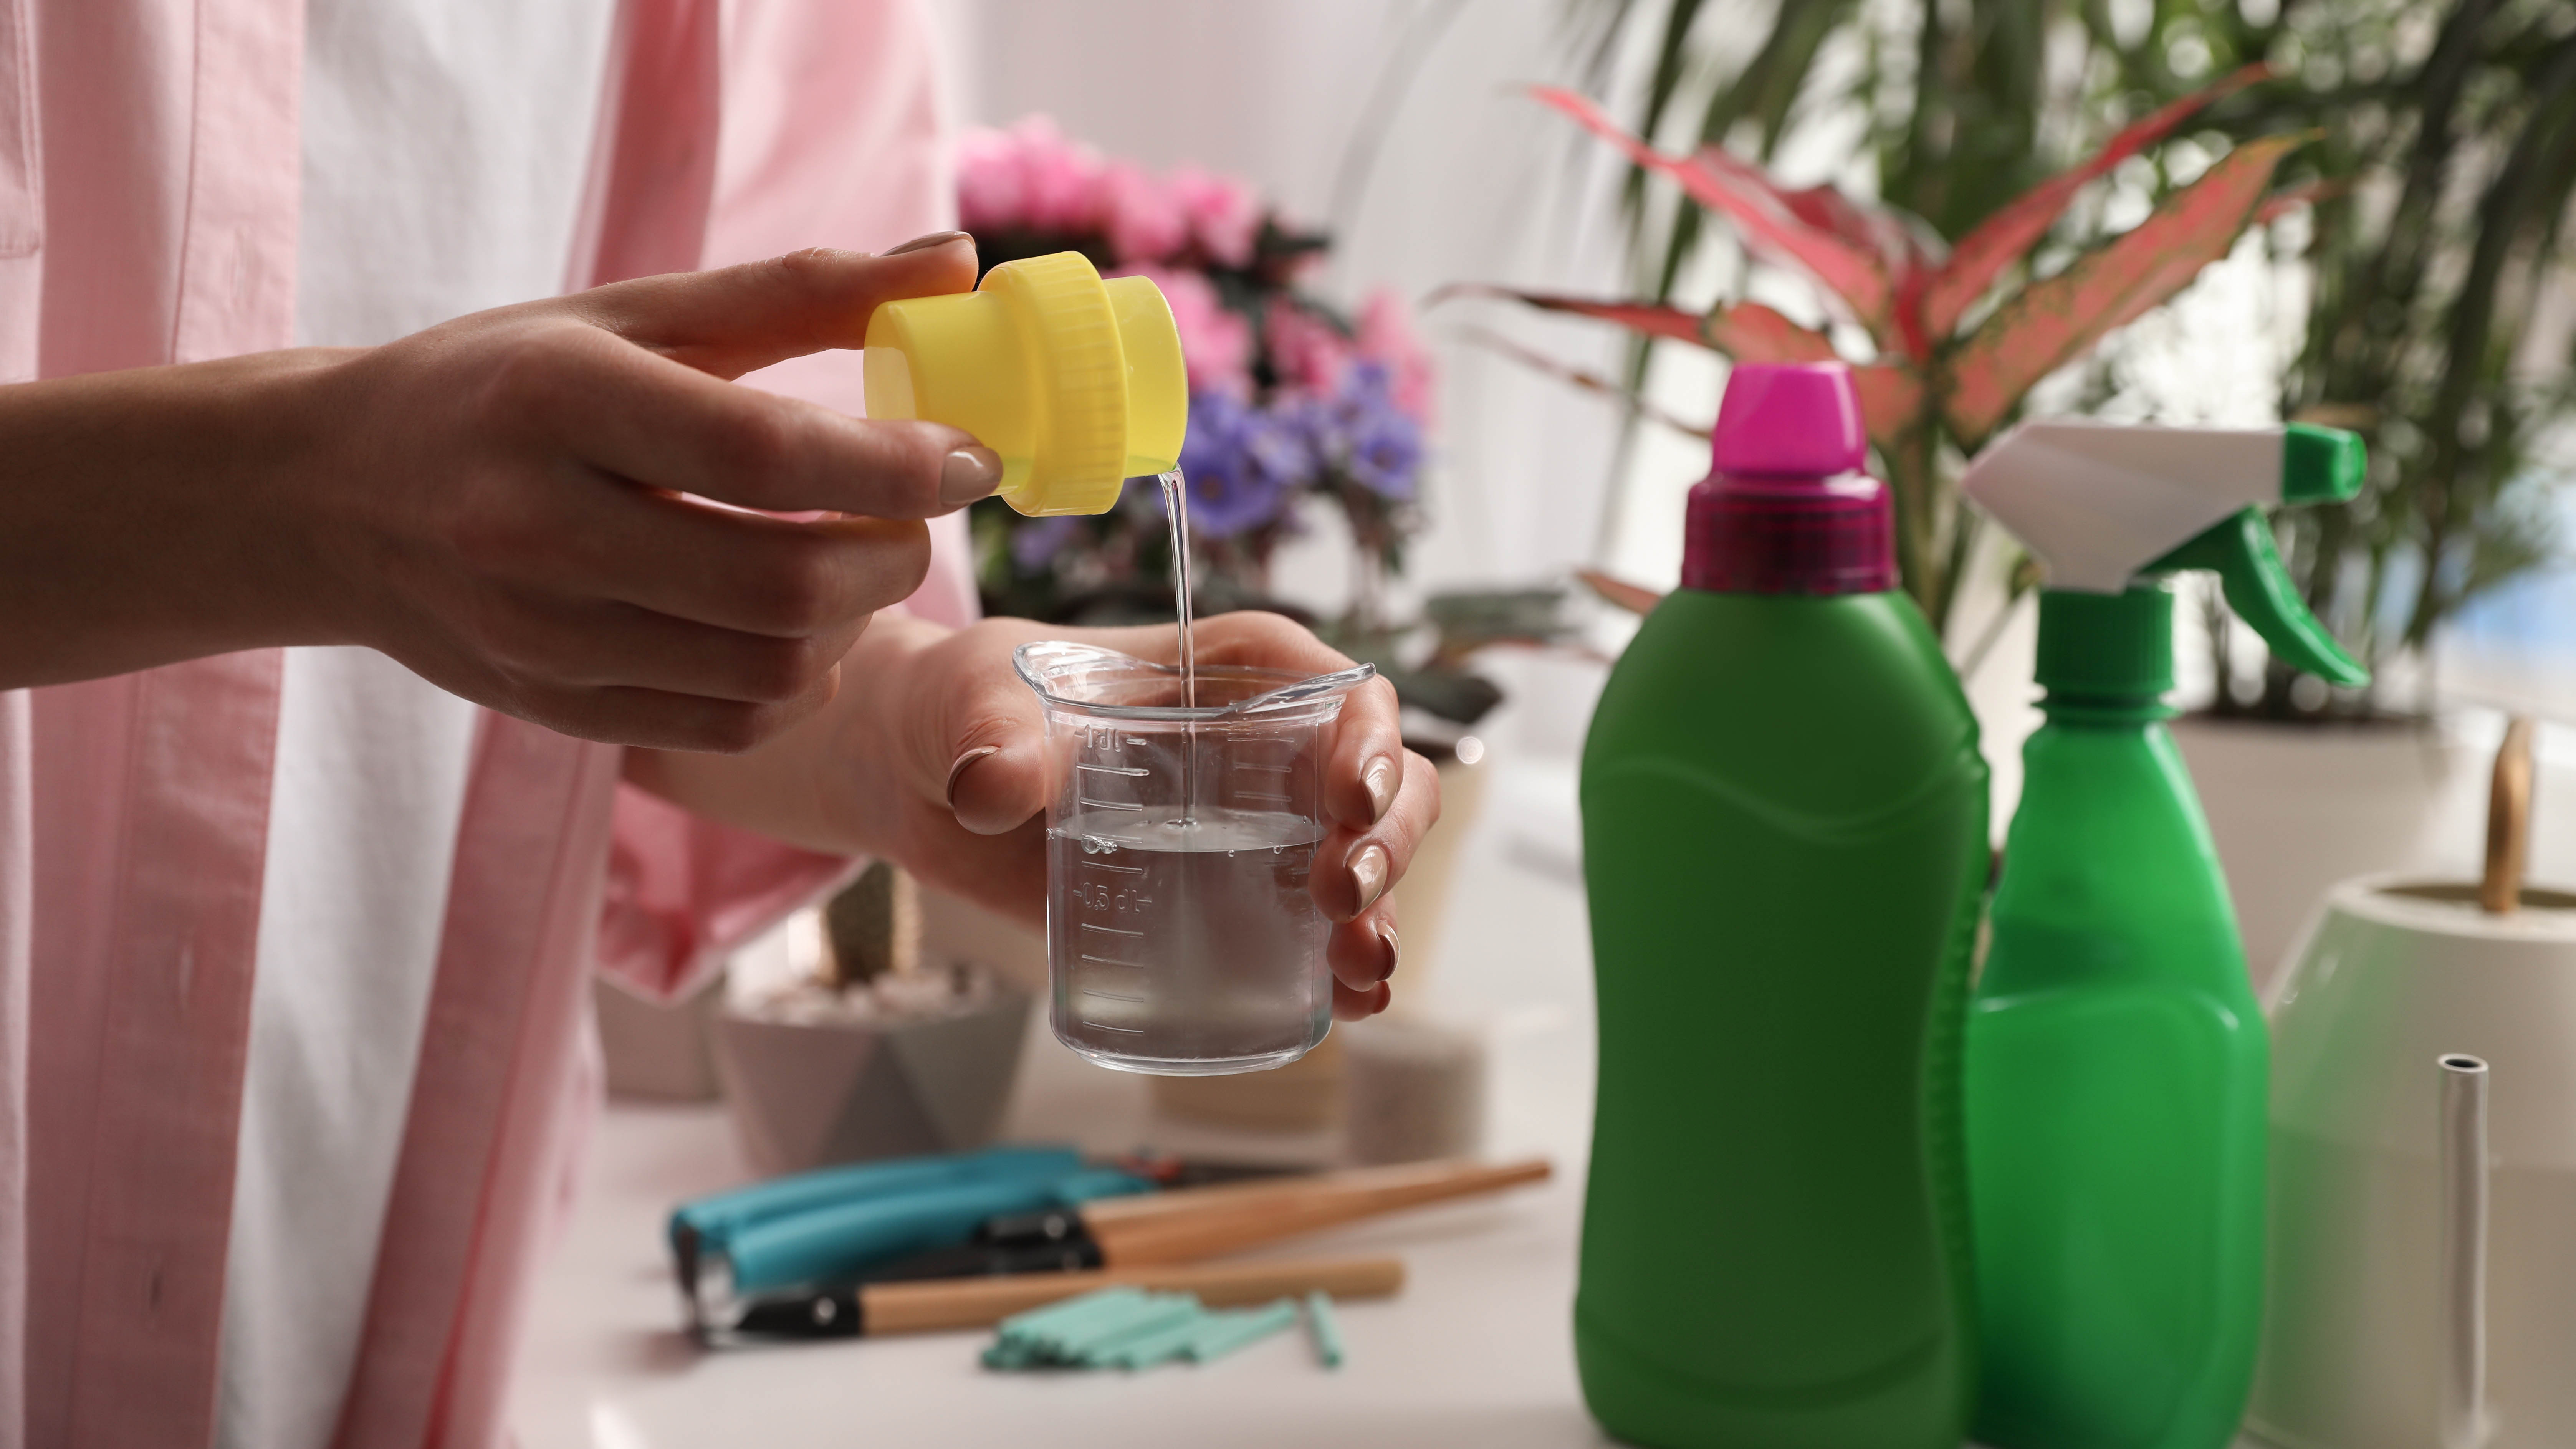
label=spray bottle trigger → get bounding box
[2148,508,2369,688]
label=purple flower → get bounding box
[1174,392,1294,536]
[1335,364,1424,500]
[1011,514,1087,574]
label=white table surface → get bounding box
[506,759,2261,1449]
[509,760,1615,1449]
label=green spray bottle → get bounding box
[1958,420,2368,1449]
[1578,363,1990,1449]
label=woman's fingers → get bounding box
[1327,901,1400,994]
[1333,978,1393,1021]
[502,477,935,638]
[1324,675,1406,832]
[472,586,878,704]
[503,323,999,519]
[1311,749,1440,921]
[510,679,837,754]
[577,240,979,380]
[902,619,1058,836]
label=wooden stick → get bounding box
[1082,1157,1552,1225]
[856,1256,1403,1336]
[1092,1158,1552,1267]
[2483,717,2536,915]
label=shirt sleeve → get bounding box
[594,0,974,1001]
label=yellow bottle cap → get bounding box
[862,251,1188,517]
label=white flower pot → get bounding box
[2168,716,2475,995]
[2254,875,2576,1449]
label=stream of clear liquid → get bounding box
[1160,469,1197,824]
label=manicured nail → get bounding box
[1374,921,1400,982]
[1362,756,1398,822]
[883,229,970,256]
[1349,844,1390,913]
[945,745,1001,807]
[940,445,1003,506]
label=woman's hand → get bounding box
[0,234,992,753]
[630,610,1441,1019]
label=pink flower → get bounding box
[1009,115,1107,235]
[957,116,1111,236]
[1102,163,1188,265]
[1122,266,1253,397]
[1356,288,1437,425]
[955,126,1027,233]
[1266,300,1355,395]
[1167,165,1262,269]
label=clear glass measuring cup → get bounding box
[1013,641,1376,1076]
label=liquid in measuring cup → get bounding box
[1048,806,1331,1074]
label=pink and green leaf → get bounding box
[1852,364,1926,451]
[1439,284,1840,363]
[1577,568,1666,615]
[1700,301,1840,361]
[1454,324,1716,440]
[1531,85,1903,347]
[1942,132,2301,448]
[1920,63,2269,342]
[1443,283,1927,453]
[1431,285,1710,346]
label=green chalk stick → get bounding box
[1304,1291,1344,1368]
[1096,1313,1208,1370]
[999,1286,1147,1340]
[1050,1295,1197,1363]
[1185,1300,1299,1364]
[982,1340,1041,1370]
[1015,1292,1174,1351]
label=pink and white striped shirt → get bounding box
[0,1,972,1442]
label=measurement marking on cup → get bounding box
[1082,989,1147,1003]
[1075,797,1145,812]
[1082,1022,1147,1034]
[1077,763,1150,778]
[1079,858,1145,875]
[1237,791,1292,805]
[1080,922,1145,936]
[1078,952,1145,968]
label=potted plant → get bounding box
[2160,0,2576,983]
[1489,0,2572,984]
[710,862,1033,1175]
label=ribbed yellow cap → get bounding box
[862,251,1189,516]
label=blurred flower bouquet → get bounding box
[956,117,1436,633]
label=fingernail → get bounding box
[1374,921,1399,982]
[940,445,1003,506]
[945,745,1001,807]
[883,229,970,257]
[1349,844,1390,913]
[1362,756,1398,822]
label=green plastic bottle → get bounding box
[1959,421,2370,1449]
[1577,363,1990,1449]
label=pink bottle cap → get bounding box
[1683,362,1894,596]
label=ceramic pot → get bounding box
[2252,875,2576,1449]
[592,972,723,1101]
[710,981,1032,1176]
[1386,750,1488,998]
[2170,716,2471,994]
